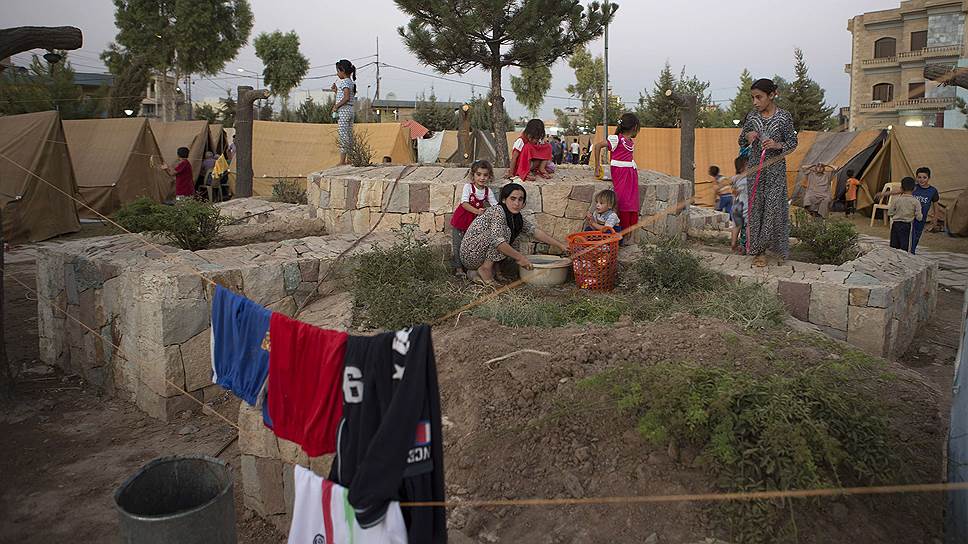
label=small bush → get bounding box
[271,179,308,204]
[112,197,168,233]
[112,198,228,251]
[474,290,629,327]
[630,237,718,295]
[352,228,462,330]
[586,361,897,543]
[157,199,230,251]
[340,130,373,167]
[690,281,786,330]
[790,209,860,265]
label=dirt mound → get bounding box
[434,314,944,543]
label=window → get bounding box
[911,31,928,51]
[908,82,925,100]
[874,37,897,58]
[873,83,894,103]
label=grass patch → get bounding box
[584,361,898,543]
[352,228,464,330]
[789,209,860,265]
[629,236,718,295]
[473,289,629,327]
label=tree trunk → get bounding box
[924,64,968,90]
[457,106,471,167]
[0,26,82,62]
[679,95,697,183]
[235,85,270,197]
[490,62,510,169]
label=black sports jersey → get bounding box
[329,325,447,544]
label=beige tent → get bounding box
[438,131,458,163]
[0,111,80,242]
[150,120,210,179]
[247,121,414,196]
[209,123,227,156]
[791,130,885,209]
[63,118,173,218]
[858,127,968,234]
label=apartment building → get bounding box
[846,0,968,130]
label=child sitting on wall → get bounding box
[508,119,553,181]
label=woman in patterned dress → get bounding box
[331,59,357,165]
[739,78,798,267]
[460,182,569,284]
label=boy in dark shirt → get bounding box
[911,166,939,254]
[160,146,194,200]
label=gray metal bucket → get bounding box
[114,455,237,544]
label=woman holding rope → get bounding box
[739,78,798,267]
[460,182,569,285]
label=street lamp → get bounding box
[123,109,134,116]
[732,119,741,126]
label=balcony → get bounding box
[861,45,963,69]
[859,97,955,111]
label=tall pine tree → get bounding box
[394,0,614,167]
[637,62,679,128]
[726,68,754,125]
[412,92,457,131]
[785,49,835,131]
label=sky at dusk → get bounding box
[5,0,893,118]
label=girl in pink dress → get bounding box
[592,113,641,242]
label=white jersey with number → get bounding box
[288,465,408,544]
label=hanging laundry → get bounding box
[210,284,270,407]
[266,312,347,457]
[288,465,407,544]
[329,325,447,544]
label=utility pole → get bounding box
[375,37,381,101]
[236,85,270,198]
[601,0,611,181]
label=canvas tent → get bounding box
[209,124,227,156]
[150,120,210,179]
[791,130,886,212]
[593,126,819,206]
[245,121,414,196]
[858,127,968,235]
[63,118,173,218]
[438,131,458,163]
[0,111,80,242]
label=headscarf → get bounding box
[499,182,526,244]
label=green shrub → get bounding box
[474,290,629,327]
[112,197,168,233]
[340,130,373,167]
[271,179,308,204]
[630,237,717,295]
[586,362,897,543]
[352,229,462,329]
[157,199,230,251]
[689,281,787,330]
[112,198,228,251]
[790,210,860,265]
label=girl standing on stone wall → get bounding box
[592,113,641,244]
[331,59,357,165]
[739,78,798,267]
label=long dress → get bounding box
[336,77,356,153]
[459,205,535,270]
[739,108,798,258]
[607,133,640,228]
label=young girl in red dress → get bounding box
[508,119,553,180]
[592,113,641,243]
[450,160,498,275]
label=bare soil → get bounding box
[1,251,960,543]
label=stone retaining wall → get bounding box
[216,199,326,244]
[36,230,420,421]
[693,245,937,359]
[307,165,693,241]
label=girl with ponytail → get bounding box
[591,112,641,242]
[331,59,357,165]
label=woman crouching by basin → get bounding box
[459,182,569,284]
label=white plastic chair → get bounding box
[870,182,899,227]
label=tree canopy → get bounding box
[101,44,150,118]
[566,46,605,111]
[726,68,754,126]
[0,52,104,119]
[511,65,553,118]
[783,48,836,131]
[412,92,457,131]
[253,30,310,99]
[394,0,615,166]
[637,62,721,128]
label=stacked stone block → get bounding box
[691,245,937,359]
[307,165,693,242]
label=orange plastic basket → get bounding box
[566,227,622,291]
